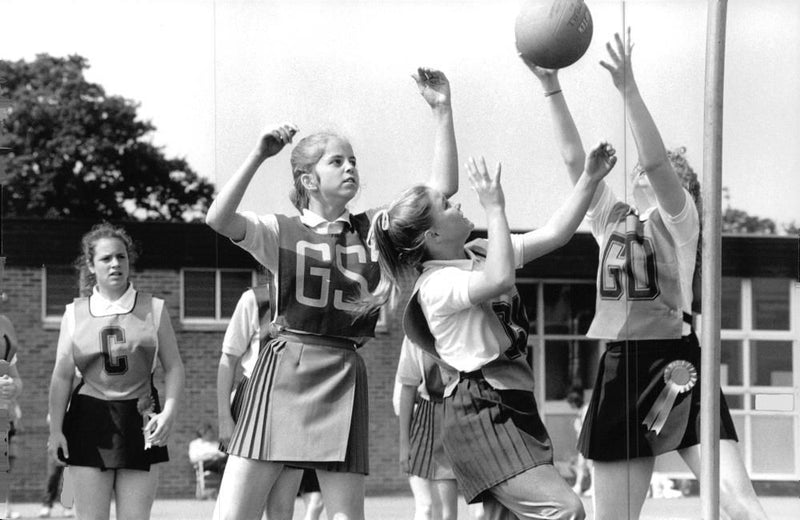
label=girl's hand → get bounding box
[144,410,175,448]
[218,415,236,451]
[466,156,504,211]
[520,55,559,87]
[398,442,410,474]
[599,28,635,92]
[584,141,617,181]
[0,375,15,401]
[47,431,69,462]
[255,122,299,160]
[412,68,451,109]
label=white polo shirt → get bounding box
[415,236,526,373]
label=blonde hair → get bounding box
[360,185,437,314]
[289,132,348,212]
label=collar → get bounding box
[421,245,481,272]
[90,283,136,315]
[300,208,352,229]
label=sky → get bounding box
[2,0,798,231]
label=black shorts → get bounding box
[578,333,738,461]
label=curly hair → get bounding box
[75,222,137,296]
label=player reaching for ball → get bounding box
[205,68,458,520]
[522,28,769,520]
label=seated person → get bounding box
[189,423,227,473]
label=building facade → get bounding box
[2,218,797,500]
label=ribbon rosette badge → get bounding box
[642,360,698,435]
[137,393,156,449]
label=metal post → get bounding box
[701,1,728,519]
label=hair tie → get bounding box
[367,209,391,252]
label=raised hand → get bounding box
[466,156,504,211]
[599,28,635,92]
[412,67,451,109]
[520,55,559,88]
[255,122,299,160]
[584,141,617,181]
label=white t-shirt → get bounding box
[416,236,526,373]
[221,289,262,378]
[586,184,698,336]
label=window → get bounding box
[43,265,80,321]
[718,276,798,479]
[181,269,255,323]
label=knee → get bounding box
[557,493,586,520]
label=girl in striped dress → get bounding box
[366,142,617,519]
[206,68,458,520]
[396,336,458,520]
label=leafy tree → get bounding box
[0,54,214,221]
[721,187,777,234]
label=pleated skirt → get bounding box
[63,386,168,471]
[578,333,738,461]
[227,335,369,474]
[408,398,455,481]
[443,377,553,504]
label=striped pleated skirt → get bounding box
[408,397,455,481]
[578,333,738,461]
[443,376,553,504]
[227,334,369,474]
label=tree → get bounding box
[721,188,777,234]
[0,54,215,221]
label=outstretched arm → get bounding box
[464,157,515,304]
[414,68,458,198]
[521,142,617,263]
[206,123,299,241]
[601,29,685,215]
[522,60,587,186]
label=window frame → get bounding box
[180,268,257,330]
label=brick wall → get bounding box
[4,264,409,501]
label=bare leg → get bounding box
[301,491,325,520]
[679,441,769,520]
[592,457,654,520]
[265,467,303,520]
[114,467,159,520]
[214,456,285,520]
[408,476,436,520]
[433,479,459,520]
[69,467,114,520]
[316,470,365,520]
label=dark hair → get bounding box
[75,222,137,296]
[361,185,438,313]
[195,422,214,438]
[289,132,347,212]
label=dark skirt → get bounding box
[443,377,553,504]
[297,469,320,495]
[227,334,369,474]
[62,388,169,471]
[409,398,455,481]
[578,333,738,461]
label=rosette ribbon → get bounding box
[642,360,698,435]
